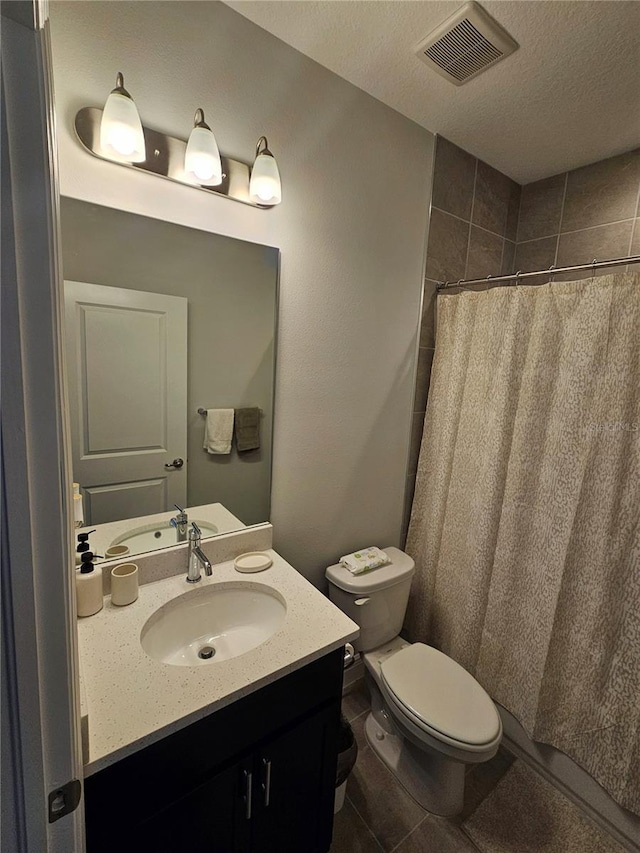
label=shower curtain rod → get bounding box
[437,254,640,291]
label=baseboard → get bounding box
[342,656,364,693]
[500,706,639,852]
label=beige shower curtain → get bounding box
[405,273,640,816]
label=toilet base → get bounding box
[364,710,466,816]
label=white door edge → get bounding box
[1,7,85,852]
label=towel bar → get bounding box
[197,407,263,416]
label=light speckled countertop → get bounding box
[78,549,359,776]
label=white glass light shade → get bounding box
[100,88,146,163]
[184,124,222,186]
[249,147,282,206]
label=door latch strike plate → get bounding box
[48,779,81,823]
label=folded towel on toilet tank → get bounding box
[340,547,391,575]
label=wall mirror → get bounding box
[60,198,279,559]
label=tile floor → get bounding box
[330,679,514,853]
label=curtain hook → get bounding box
[549,264,556,283]
[514,270,522,288]
[591,258,597,280]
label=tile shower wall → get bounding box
[515,148,640,280]
[403,136,521,541]
[403,141,640,543]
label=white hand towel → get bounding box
[340,547,390,575]
[203,409,234,454]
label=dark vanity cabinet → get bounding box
[84,649,344,853]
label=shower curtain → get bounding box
[405,273,640,816]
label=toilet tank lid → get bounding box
[325,547,415,594]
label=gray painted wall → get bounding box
[50,1,433,587]
[60,198,278,526]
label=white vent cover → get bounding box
[415,2,518,86]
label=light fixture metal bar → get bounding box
[74,107,268,209]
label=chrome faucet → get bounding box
[171,504,188,543]
[186,522,212,583]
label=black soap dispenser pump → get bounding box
[76,551,103,617]
[75,529,95,566]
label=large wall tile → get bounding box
[561,148,640,232]
[502,240,516,274]
[517,173,566,242]
[466,226,504,279]
[473,160,516,236]
[556,220,633,279]
[514,236,557,276]
[425,208,470,282]
[432,137,476,220]
[505,182,522,241]
[419,280,438,348]
[630,219,640,256]
[413,347,434,413]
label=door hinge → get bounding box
[48,779,81,823]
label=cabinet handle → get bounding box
[262,758,272,807]
[243,770,252,820]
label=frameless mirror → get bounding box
[60,198,278,559]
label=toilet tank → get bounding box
[326,547,415,652]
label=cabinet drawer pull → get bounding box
[243,770,252,820]
[262,758,272,807]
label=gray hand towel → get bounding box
[235,407,261,452]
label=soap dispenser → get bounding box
[75,530,96,566]
[76,551,103,617]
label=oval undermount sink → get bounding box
[110,520,218,557]
[140,582,287,666]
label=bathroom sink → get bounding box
[110,520,218,557]
[140,582,287,666]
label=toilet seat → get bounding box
[380,643,501,751]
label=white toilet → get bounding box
[326,547,502,816]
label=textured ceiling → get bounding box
[225,1,640,183]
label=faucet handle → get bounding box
[189,522,202,541]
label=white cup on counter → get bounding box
[105,544,130,561]
[110,563,139,606]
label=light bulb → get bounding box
[99,73,146,163]
[184,110,222,186]
[249,137,282,206]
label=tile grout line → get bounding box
[514,183,523,244]
[464,161,479,278]
[431,203,507,242]
[516,215,638,247]
[343,793,386,853]
[627,177,640,258]
[387,814,432,853]
[553,172,569,266]
[356,733,429,848]
[425,206,516,246]
[340,691,386,852]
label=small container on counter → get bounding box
[110,563,139,607]
[76,552,103,617]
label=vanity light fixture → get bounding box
[99,72,146,162]
[184,109,222,186]
[76,75,280,209]
[249,137,282,206]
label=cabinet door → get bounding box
[132,759,252,853]
[252,705,339,853]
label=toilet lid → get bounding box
[380,643,500,746]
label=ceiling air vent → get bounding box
[415,1,518,86]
